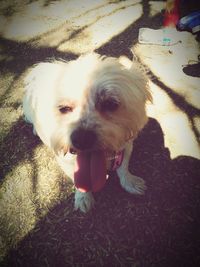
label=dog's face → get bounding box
[25,53,151,155]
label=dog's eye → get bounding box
[59,105,73,114]
[101,99,119,112]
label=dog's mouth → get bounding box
[67,146,107,193]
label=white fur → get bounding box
[23,53,151,212]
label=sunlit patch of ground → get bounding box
[134,30,200,108]
[1,0,143,54]
[133,30,200,159]
[146,82,200,159]
[1,0,97,39]
[58,1,142,53]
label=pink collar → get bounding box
[108,150,124,171]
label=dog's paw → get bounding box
[74,190,95,213]
[119,173,146,195]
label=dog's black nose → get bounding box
[70,128,97,150]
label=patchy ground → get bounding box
[0,1,200,266]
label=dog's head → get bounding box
[25,53,151,155]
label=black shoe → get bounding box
[182,61,200,77]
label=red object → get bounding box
[163,0,180,27]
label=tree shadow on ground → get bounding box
[3,118,200,267]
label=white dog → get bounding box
[23,53,151,212]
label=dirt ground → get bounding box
[0,1,200,266]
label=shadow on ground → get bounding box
[3,118,200,267]
[0,118,40,181]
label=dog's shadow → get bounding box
[4,118,200,267]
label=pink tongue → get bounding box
[74,150,107,192]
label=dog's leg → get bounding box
[117,141,146,194]
[74,190,95,213]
